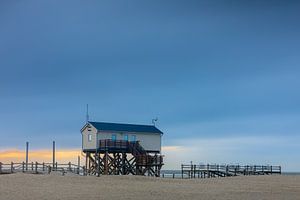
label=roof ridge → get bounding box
[89,121,156,127]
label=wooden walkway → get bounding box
[180,164,281,179]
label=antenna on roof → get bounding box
[86,104,89,123]
[152,117,158,126]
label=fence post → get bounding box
[35,162,38,174]
[11,162,14,173]
[226,165,228,176]
[83,166,86,176]
[48,165,52,174]
[68,162,71,172]
[181,164,183,179]
[31,162,34,171]
[279,166,281,174]
[55,162,58,171]
[22,162,25,173]
[270,166,273,175]
[173,173,175,179]
[207,164,210,178]
[77,156,80,175]
[0,162,2,174]
[43,163,45,171]
[234,166,237,176]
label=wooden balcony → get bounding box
[97,139,145,153]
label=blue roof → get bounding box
[88,121,163,134]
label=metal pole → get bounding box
[52,141,55,169]
[25,142,29,171]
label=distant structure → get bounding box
[81,121,164,177]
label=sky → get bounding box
[0,0,300,171]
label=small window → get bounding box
[88,134,92,142]
[111,134,117,141]
[131,135,136,142]
[123,134,128,141]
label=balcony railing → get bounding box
[97,139,143,151]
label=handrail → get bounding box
[181,163,281,179]
[0,161,86,175]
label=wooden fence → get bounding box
[0,162,282,179]
[160,164,281,179]
[0,162,86,175]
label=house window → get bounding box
[131,135,136,142]
[88,134,92,142]
[123,134,128,141]
[111,134,117,141]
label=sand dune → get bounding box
[0,173,299,200]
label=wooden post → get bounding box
[0,162,2,174]
[22,162,25,173]
[207,164,210,178]
[226,165,229,176]
[88,153,91,174]
[11,162,14,173]
[43,162,45,171]
[122,153,126,175]
[68,162,71,172]
[270,166,273,175]
[35,162,38,173]
[234,166,236,176]
[104,151,108,175]
[48,165,51,174]
[26,142,29,171]
[55,162,58,171]
[85,152,88,175]
[97,153,101,177]
[77,156,80,174]
[52,141,55,169]
[82,166,85,176]
[181,164,183,179]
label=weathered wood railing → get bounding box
[0,162,86,175]
[180,164,281,179]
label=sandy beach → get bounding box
[0,173,299,200]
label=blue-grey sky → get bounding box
[1,1,300,171]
